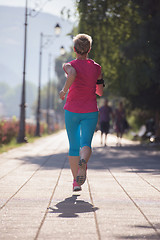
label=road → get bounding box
[0,130,160,239]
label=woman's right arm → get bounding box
[59,63,76,100]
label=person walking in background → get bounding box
[99,99,113,146]
[115,101,126,146]
[59,34,104,191]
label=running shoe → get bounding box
[73,179,82,191]
[76,159,87,186]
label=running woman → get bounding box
[59,34,104,191]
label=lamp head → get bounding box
[54,23,61,36]
[60,46,65,55]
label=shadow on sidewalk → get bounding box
[48,194,98,218]
[91,145,160,175]
[117,223,160,239]
[17,144,160,175]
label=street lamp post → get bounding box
[17,0,28,143]
[35,24,61,136]
[51,46,66,112]
[35,32,43,136]
[50,46,66,128]
[46,53,52,132]
[17,0,53,142]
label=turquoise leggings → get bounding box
[65,110,98,156]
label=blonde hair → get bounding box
[73,34,92,55]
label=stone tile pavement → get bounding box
[0,130,160,239]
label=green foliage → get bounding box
[76,0,160,111]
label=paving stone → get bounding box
[0,130,160,240]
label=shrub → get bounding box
[0,119,46,145]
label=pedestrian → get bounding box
[99,99,113,146]
[59,34,104,191]
[114,101,126,146]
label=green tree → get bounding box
[77,0,160,108]
[121,0,160,111]
[77,0,160,134]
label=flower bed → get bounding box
[0,119,46,145]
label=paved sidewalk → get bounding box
[0,130,160,240]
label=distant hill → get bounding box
[0,6,73,87]
[0,64,21,87]
[0,81,37,118]
[0,6,74,118]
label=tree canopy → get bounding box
[77,0,160,111]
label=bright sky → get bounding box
[0,0,77,21]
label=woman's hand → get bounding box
[59,90,66,100]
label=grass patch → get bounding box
[123,131,135,141]
[0,132,53,154]
[0,138,25,154]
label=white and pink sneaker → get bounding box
[73,179,82,191]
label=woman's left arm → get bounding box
[96,73,104,96]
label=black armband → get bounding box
[96,78,105,87]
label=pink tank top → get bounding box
[64,59,101,113]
